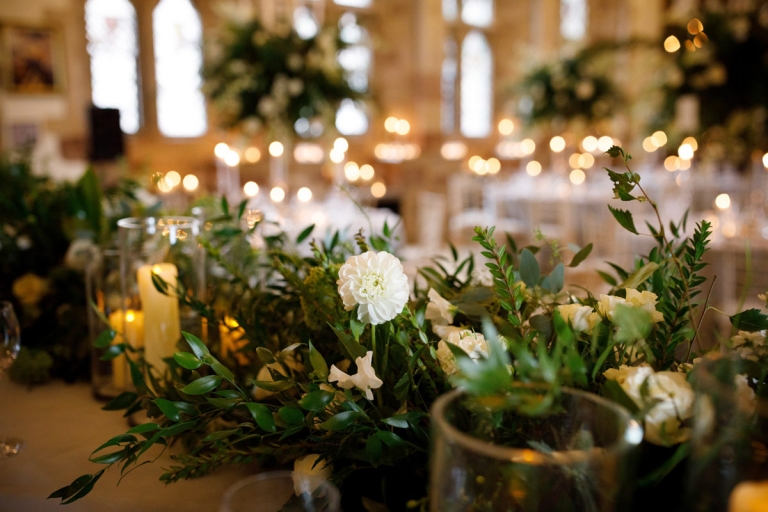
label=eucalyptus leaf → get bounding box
[520,248,540,288]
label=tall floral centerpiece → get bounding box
[52,148,768,510]
[203,11,362,142]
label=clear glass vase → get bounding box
[117,216,205,381]
[430,386,643,512]
[685,356,768,512]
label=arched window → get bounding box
[153,0,207,137]
[85,0,140,134]
[460,31,492,138]
[561,0,588,41]
[443,0,458,22]
[335,13,371,135]
[461,0,493,28]
[441,38,457,134]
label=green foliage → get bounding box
[7,347,53,385]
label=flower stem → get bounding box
[371,324,384,406]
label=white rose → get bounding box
[293,454,332,495]
[337,251,409,325]
[425,288,456,326]
[557,304,595,332]
[328,351,383,400]
[436,330,488,376]
[433,325,464,340]
[604,364,695,446]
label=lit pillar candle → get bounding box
[269,141,286,188]
[729,481,768,512]
[137,263,180,374]
[107,309,145,389]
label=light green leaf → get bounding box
[182,331,210,359]
[308,341,329,380]
[173,352,202,370]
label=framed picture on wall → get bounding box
[1,24,65,94]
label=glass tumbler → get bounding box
[430,386,643,512]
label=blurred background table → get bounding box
[0,379,254,512]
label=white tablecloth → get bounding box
[0,379,255,512]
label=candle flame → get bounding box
[152,265,163,275]
[126,310,136,322]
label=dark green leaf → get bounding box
[278,406,304,425]
[608,205,638,234]
[180,375,222,395]
[730,309,768,332]
[94,329,116,348]
[296,224,315,244]
[375,430,407,448]
[297,390,335,411]
[102,391,138,411]
[90,449,125,465]
[211,359,235,382]
[320,411,360,431]
[251,379,294,392]
[99,343,126,361]
[569,243,593,268]
[126,423,159,435]
[244,403,277,432]
[182,331,210,359]
[154,398,181,422]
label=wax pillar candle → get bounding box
[137,263,180,374]
[108,309,145,389]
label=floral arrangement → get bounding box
[512,44,623,132]
[653,4,768,169]
[203,11,362,140]
[51,147,768,510]
[0,152,151,384]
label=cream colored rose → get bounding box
[425,289,456,327]
[604,364,695,446]
[557,304,596,332]
[436,330,488,376]
[625,289,664,323]
[597,294,626,321]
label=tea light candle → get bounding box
[219,316,248,365]
[107,309,144,389]
[729,481,768,511]
[137,263,181,374]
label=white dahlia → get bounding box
[337,251,409,325]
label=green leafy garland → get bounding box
[51,148,768,510]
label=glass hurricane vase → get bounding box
[685,356,768,512]
[117,217,204,383]
[430,386,643,512]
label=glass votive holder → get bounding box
[220,471,341,512]
[117,216,204,380]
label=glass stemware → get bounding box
[219,471,341,512]
[0,301,23,458]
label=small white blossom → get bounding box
[557,304,597,332]
[732,330,766,361]
[328,351,383,400]
[425,289,456,326]
[436,330,489,376]
[337,251,409,325]
[604,364,694,446]
[293,454,332,495]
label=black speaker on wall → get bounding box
[89,106,125,161]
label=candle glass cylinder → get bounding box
[685,356,768,512]
[430,386,643,512]
[117,217,204,380]
[85,247,123,399]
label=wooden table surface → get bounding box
[0,379,255,512]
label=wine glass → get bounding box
[220,471,341,512]
[0,301,23,458]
